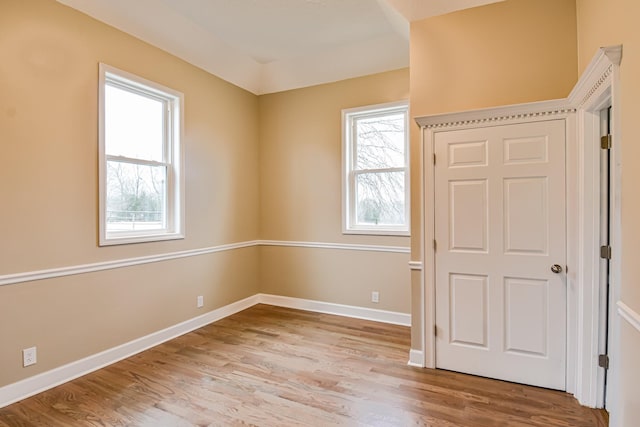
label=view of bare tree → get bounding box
[354,113,406,225]
[106,161,166,231]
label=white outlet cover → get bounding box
[23,347,37,367]
[197,295,204,308]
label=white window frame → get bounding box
[98,63,184,246]
[342,101,410,236]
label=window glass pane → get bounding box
[355,112,405,170]
[105,84,164,162]
[355,171,405,226]
[106,161,166,232]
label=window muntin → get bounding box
[99,64,184,245]
[343,102,409,235]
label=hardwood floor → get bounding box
[0,304,608,426]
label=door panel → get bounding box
[450,273,488,348]
[504,177,548,254]
[504,277,549,356]
[434,120,566,390]
[448,140,488,167]
[503,136,548,164]
[449,180,488,252]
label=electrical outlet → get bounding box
[23,347,37,367]
[371,291,380,303]
[197,295,204,308]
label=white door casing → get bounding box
[433,120,567,390]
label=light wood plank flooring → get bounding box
[0,304,608,426]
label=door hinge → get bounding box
[434,325,438,337]
[433,239,437,251]
[598,354,609,369]
[601,134,612,149]
[600,245,612,260]
[433,153,436,165]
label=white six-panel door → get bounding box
[434,120,566,390]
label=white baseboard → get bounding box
[0,293,411,409]
[257,294,411,326]
[407,349,425,367]
[0,294,259,409]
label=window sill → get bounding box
[99,232,185,246]
[342,229,410,237]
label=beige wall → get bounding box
[577,0,640,424]
[0,0,260,386]
[259,69,410,244]
[0,0,412,390]
[260,247,410,313]
[258,70,411,312]
[410,0,578,118]
[408,0,578,358]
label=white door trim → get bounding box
[569,84,606,405]
[566,46,622,413]
[414,45,622,409]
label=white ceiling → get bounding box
[56,0,502,94]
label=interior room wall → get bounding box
[1,0,603,410]
[258,70,411,313]
[0,0,412,393]
[408,0,578,361]
[577,0,640,423]
[0,0,260,387]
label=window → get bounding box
[342,101,409,235]
[99,64,184,245]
